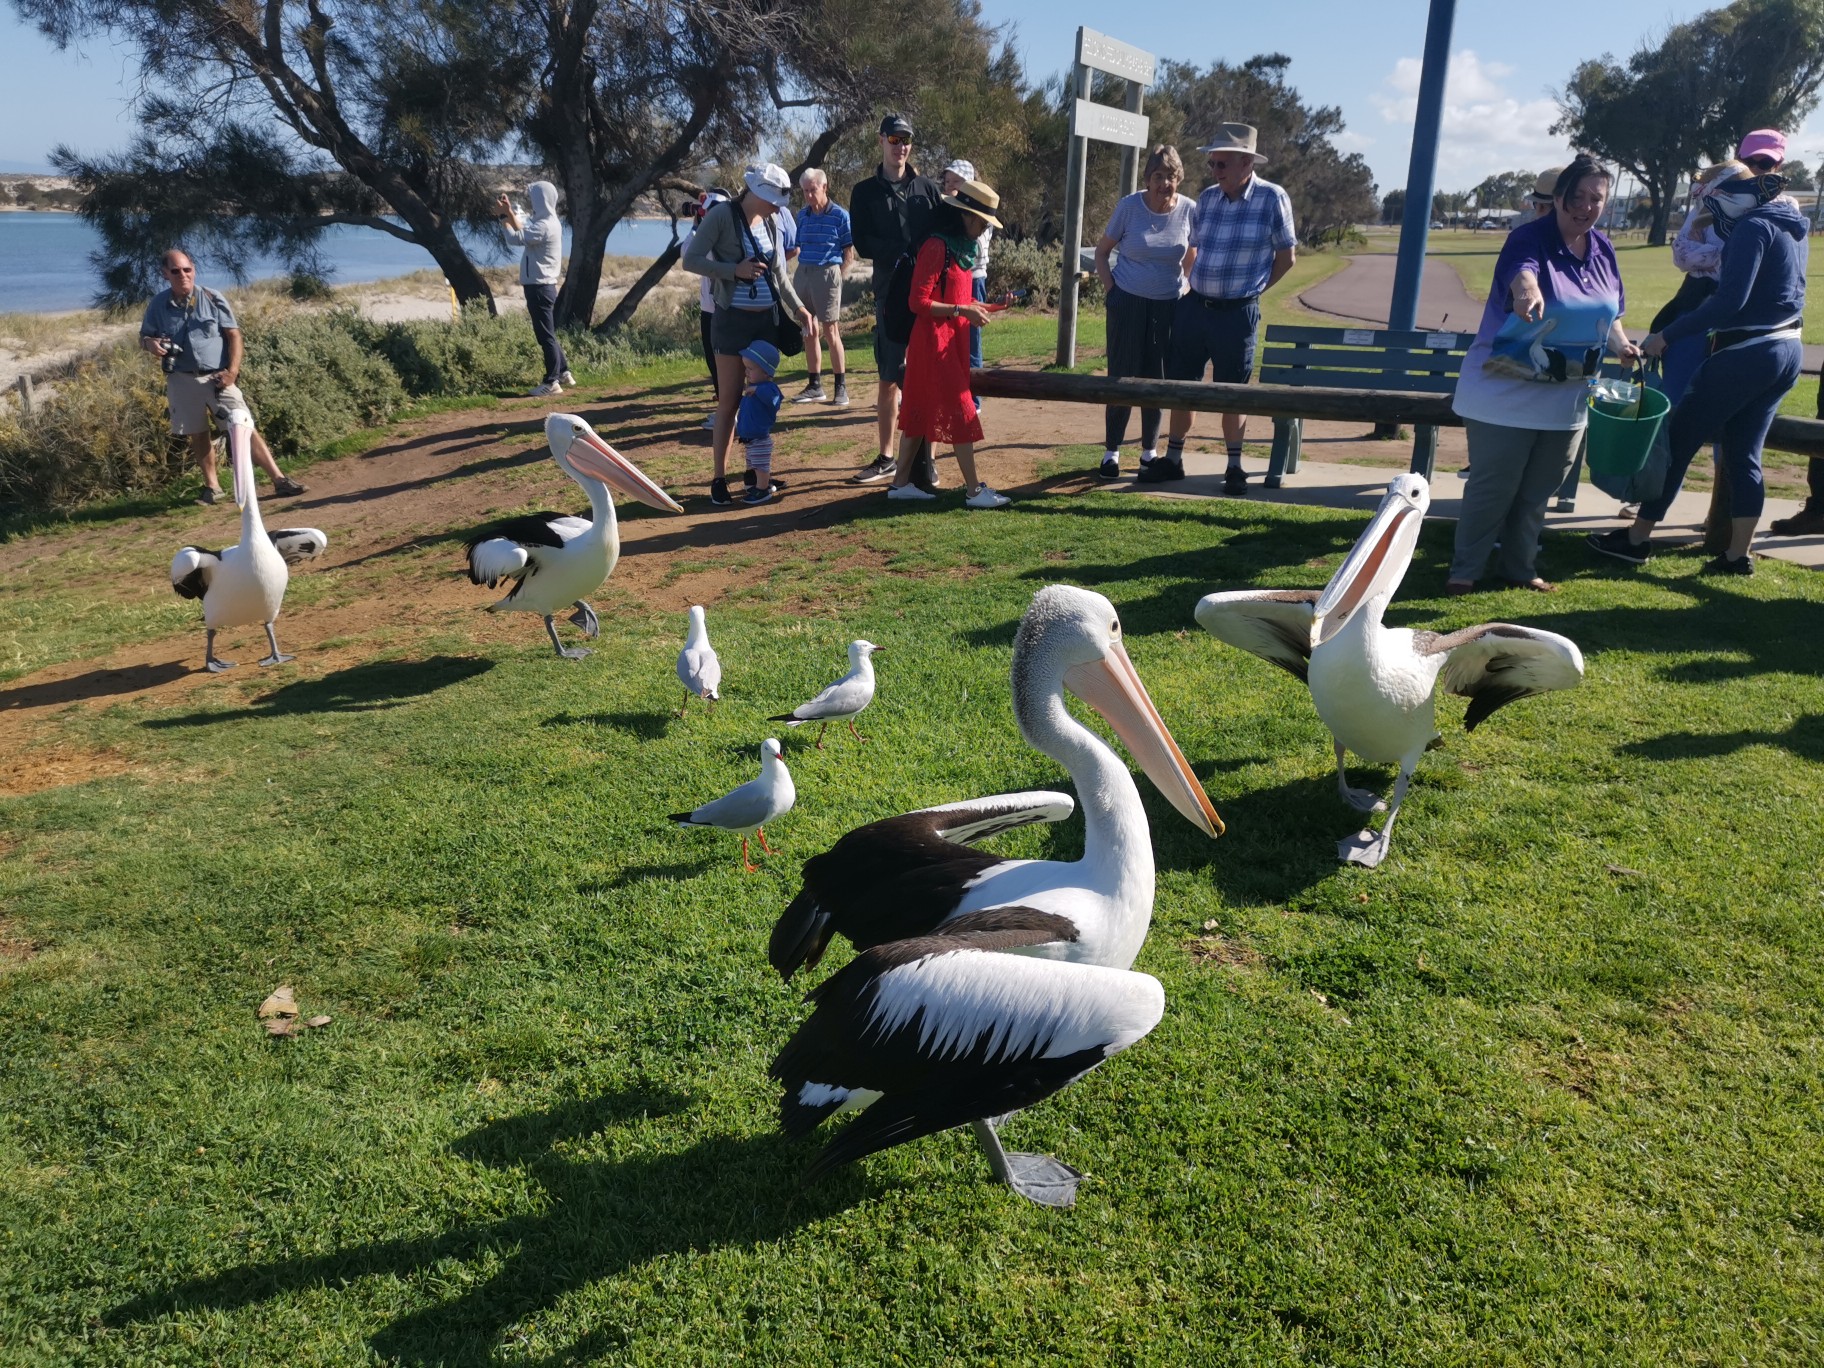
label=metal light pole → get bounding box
[1387,0,1459,334]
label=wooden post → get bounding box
[1056,50,1092,368]
[14,374,32,418]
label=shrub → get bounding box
[239,309,407,458]
[366,303,552,396]
[988,238,1070,308]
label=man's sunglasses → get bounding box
[1210,158,1235,169]
[885,134,911,146]
[1745,156,1779,172]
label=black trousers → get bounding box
[700,310,718,398]
[1104,286,1178,451]
[523,284,568,384]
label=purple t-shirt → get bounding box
[1452,213,1624,431]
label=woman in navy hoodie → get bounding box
[1588,165,1808,576]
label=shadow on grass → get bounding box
[142,655,493,727]
[106,1087,862,1366]
[0,660,192,711]
[543,709,674,740]
[1620,712,1824,763]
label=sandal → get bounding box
[1501,577,1557,593]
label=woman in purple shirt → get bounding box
[1448,157,1641,593]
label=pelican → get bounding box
[767,584,1223,981]
[771,928,1163,1207]
[1194,472,1584,868]
[669,737,796,872]
[465,413,683,658]
[169,411,327,672]
[769,640,882,748]
[676,605,722,713]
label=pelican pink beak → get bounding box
[227,414,255,511]
[1064,641,1224,838]
[563,422,684,513]
[1311,475,1429,648]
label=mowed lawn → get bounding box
[3,357,1824,1365]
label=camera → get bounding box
[153,335,182,374]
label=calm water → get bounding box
[0,212,684,314]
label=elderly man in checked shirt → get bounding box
[1142,122,1296,495]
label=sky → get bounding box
[5,0,1824,191]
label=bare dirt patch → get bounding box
[0,743,136,797]
[1185,930,1264,969]
[0,918,40,964]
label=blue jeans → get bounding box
[969,276,985,372]
[1639,337,1802,524]
[523,284,568,384]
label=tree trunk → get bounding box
[556,192,610,329]
[1645,176,1673,246]
[594,240,683,335]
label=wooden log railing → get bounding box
[968,369,1824,460]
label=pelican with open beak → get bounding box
[768,584,1222,980]
[1195,473,1584,867]
[464,413,683,658]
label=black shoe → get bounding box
[1098,456,1120,480]
[792,381,826,404]
[1587,527,1651,565]
[1768,505,1824,536]
[272,477,307,497]
[1223,467,1249,497]
[1136,457,1184,484]
[709,476,730,506]
[1699,553,1754,577]
[196,487,221,505]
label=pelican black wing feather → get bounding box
[1416,623,1585,731]
[463,511,573,557]
[171,548,223,600]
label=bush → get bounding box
[366,303,554,396]
[988,238,1069,308]
[239,309,408,458]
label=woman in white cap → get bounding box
[684,163,814,505]
[886,179,1009,509]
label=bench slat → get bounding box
[1264,324,1478,349]
[1260,345,1465,375]
[1259,368,1459,394]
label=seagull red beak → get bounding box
[566,428,684,513]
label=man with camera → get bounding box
[139,249,305,505]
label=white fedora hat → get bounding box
[1196,123,1267,164]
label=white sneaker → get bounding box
[559,370,576,388]
[528,381,563,397]
[886,483,937,501]
[966,483,1011,509]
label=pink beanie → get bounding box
[1737,129,1787,162]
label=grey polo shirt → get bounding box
[139,285,239,373]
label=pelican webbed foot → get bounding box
[204,630,235,672]
[544,615,593,660]
[970,1118,1083,1208]
[1335,742,1387,812]
[1338,828,1393,868]
[258,624,294,667]
[569,600,600,639]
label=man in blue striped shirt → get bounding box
[1147,123,1297,495]
[791,168,856,406]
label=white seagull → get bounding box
[767,584,1223,981]
[670,737,796,872]
[771,928,1164,1207]
[676,604,722,714]
[769,639,883,748]
[465,413,683,658]
[169,411,327,672]
[1194,472,1584,868]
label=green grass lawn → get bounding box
[3,391,1824,1363]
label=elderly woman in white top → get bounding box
[684,163,815,506]
[1093,146,1196,480]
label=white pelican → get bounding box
[769,640,883,748]
[771,928,1163,1206]
[676,605,722,714]
[669,737,796,872]
[169,411,327,672]
[767,585,1223,980]
[465,413,683,658]
[1194,472,1584,868]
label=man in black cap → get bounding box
[848,113,942,483]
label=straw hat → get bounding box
[1196,123,1267,163]
[1531,167,1563,201]
[940,178,1003,230]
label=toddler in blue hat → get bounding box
[735,339,785,505]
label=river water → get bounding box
[0,212,684,314]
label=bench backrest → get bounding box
[1261,324,1478,395]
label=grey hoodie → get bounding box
[506,181,565,286]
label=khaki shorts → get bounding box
[794,263,845,325]
[166,373,252,436]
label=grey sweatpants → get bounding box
[1450,419,1582,584]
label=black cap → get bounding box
[879,113,913,138]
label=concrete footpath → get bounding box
[1139,450,1824,572]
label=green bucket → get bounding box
[1585,383,1670,478]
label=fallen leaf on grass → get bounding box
[1604,863,1644,878]
[257,985,332,1038]
[257,985,297,1020]
[304,1015,332,1029]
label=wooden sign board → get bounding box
[1070,99,1150,149]
[1077,27,1157,86]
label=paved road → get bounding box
[1301,251,1824,374]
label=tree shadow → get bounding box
[1620,712,1824,763]
[142,656,493,727]
[542,709,674,741]
[584,859,714,890]
[105,1088,859,1366]
[1155,771,1349,904]
[0,661,191,712]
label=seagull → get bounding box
[770,640,882,748]
[676,604,722,714]
[771,925,1164,1207]
[465,413,682,659]
[1194,472,1584,868]
[669,737,796,872]
[767,584,1222,981]
[169,411,327,672]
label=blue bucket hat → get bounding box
[739,339,781,376]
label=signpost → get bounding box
[1057,27,1156,367]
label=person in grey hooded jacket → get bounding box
[496,181,572,396]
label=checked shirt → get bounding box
[1186,176,1297,301]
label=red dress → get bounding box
[896,238,983,445]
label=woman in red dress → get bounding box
[886,179,1010,508]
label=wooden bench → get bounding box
[1258,325,1476,487]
